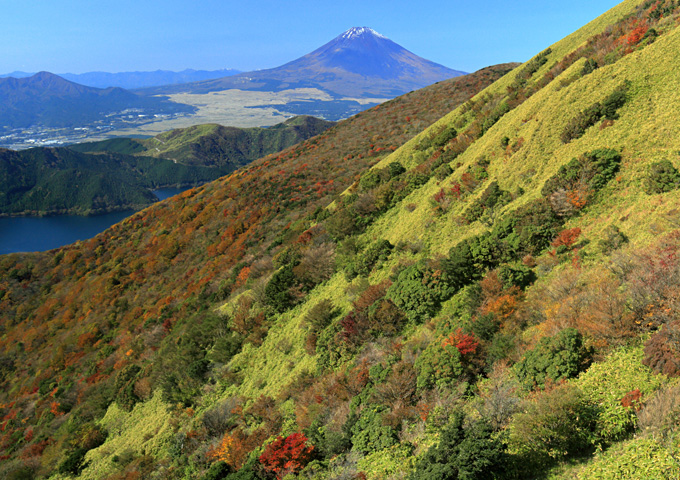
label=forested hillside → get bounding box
[0,63,512,478]
[0,117,335,216]
[4,0,680,478]
[71,116,336,169]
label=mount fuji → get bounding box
[142,27,466,98]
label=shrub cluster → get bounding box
[514,328,593,390]
[643,160,680,194]
[463,181,513,224]
[560,82,630,143]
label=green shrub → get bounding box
[581,58,598,76]
[508,384,598,469]
[496,264,536,290]
[386,262,454,323]
[350,405,399,454]
[576,345,665,442]
[541,148,621,201]
[432,126,458,148]
[58,447,90,475]
[114,364,142,411]
[304,298,339,333]
[410,413,507,480]
[598,224,628,254]
[415,340,464,391]
[481,103,511,135]
[388,161,406,178]
[201,461,233,480]
[463,181,512,223]
[514,328,593,389]
[264,264,298,313]
[560,83,629,143]
[345,239,393,279]
[434,164,453,181]
[644,160,680,194]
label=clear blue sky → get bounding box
[2,0,622,74]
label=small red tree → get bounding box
[258,433,315,479]
[551,227,582,249]
[443,329,479,356]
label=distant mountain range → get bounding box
[0,72,194,129]
[141,27,466,98]
[0,69,241,89]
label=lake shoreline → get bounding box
[0,184,199,218]
[0,187,192,255]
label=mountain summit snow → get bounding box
[142,27,466,98]
[340,27,387,40]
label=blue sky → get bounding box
[2,0,622,74]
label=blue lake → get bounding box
[0,187,189,255]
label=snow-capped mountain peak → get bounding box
[341,27,387,40]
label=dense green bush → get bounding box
[598,224,628,254]
[113,364,142,411]
[344,239,393,279]
[386,262,454,323]
[581,58,598,76]
[481,103,511,135]
[415,340,464,391]
[264,264,298,313]
[432,126,458,148]
[201,461,233,480]
[434,163,453,181]
[496,264,536,290]
[410,413,507,480]
[541,148,622,203]
[388,161,406,178]
[58,447,90,475]
[643,160,680,194]
[514,328,593,389]
[350,405,399,454]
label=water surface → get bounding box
[0,187,190,255]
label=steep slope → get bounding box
[0,64,511,478]
[0,72,194,129]
[141,27,465,98]
[6,3,680,479]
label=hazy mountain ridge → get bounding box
[0,69,242,89]
[0,72,194,130]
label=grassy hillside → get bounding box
[4,1,680,478]
[0,63,510,478]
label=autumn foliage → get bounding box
[258,433,315,479]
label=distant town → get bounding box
[0,109,192,150]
